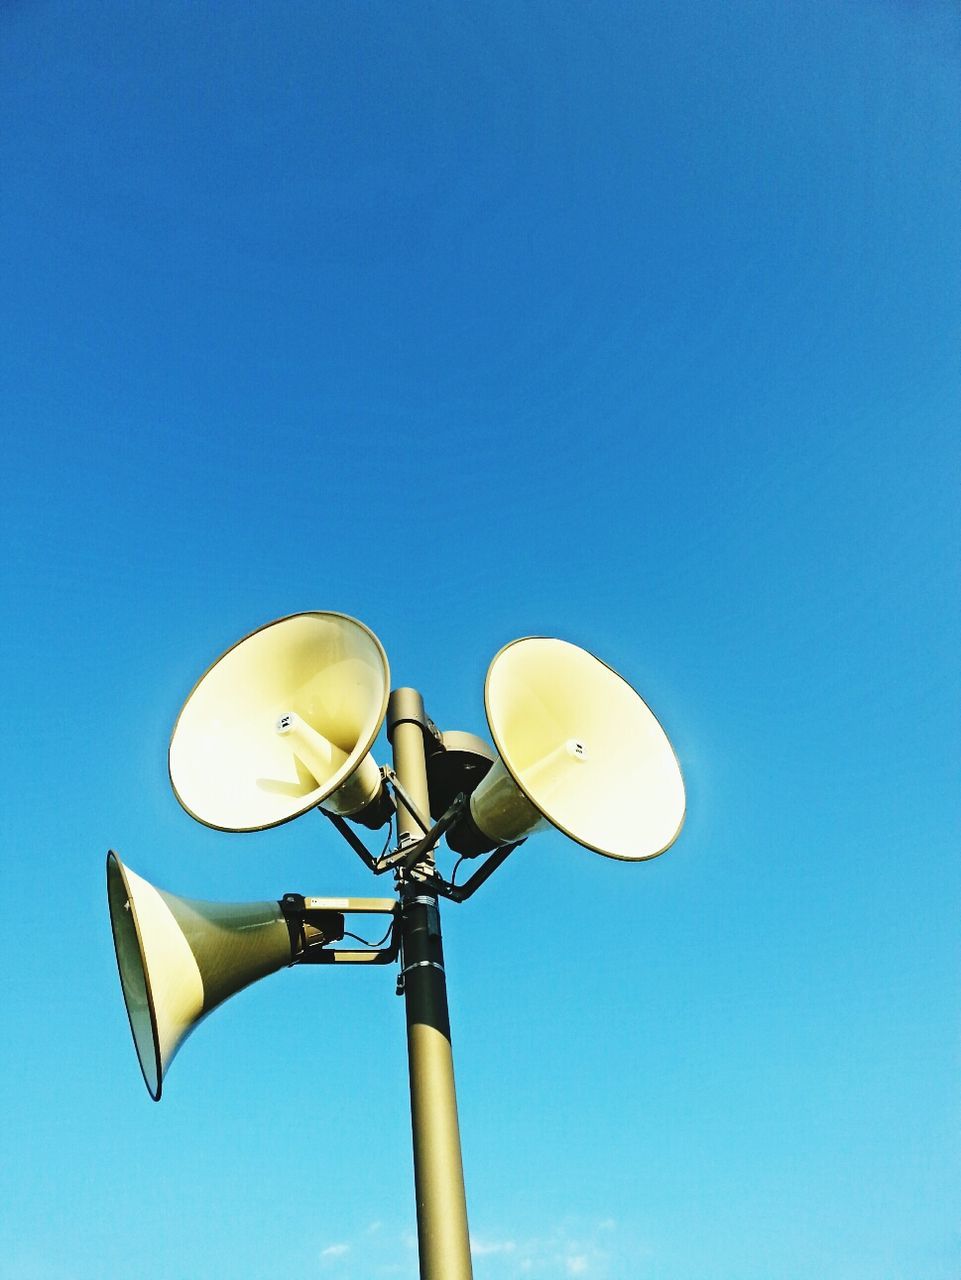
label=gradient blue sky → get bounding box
[2,3,958,1278]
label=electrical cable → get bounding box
[371,813,395,871]
[342,921,395,949]
[380,813,394,859]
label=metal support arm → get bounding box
[281,893,400,966]
[418,842,521,903]
[321,810,384,873]
[381,766,432,836]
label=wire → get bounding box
[376,814,395,864]
[342,922,395,949]
[450,855,466,886]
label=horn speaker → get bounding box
[106,851,296,1100]
[447,637,685,861]
[169,611,391,832]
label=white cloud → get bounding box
[319,1214,644,1279]
[471,1236,517,1257]
[321,1243,350,1259]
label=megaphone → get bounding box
[106,851,298,1100]
[446,637,685,861]
[169,612,392,832]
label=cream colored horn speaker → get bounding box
[448,637,685,861]
[106,851,295,1100]
[169,611,391,832]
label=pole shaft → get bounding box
[388,689,473,1280]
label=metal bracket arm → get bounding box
[417,842,521,903]
[281,893,400,966]
[375,793,468,873]
[321,810,386,874]
[319,793,517,902]
[381,767,432,835]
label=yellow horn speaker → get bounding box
[448,637,685,861]
[106,851,296,1100]
[169,611,392,832]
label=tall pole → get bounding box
[387,689,473,1280]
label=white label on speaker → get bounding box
[305,897,350,910]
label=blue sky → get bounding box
[1,3,958,1277]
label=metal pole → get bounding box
[387,688,473,1280]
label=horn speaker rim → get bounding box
[106,850,164,1100]
[483,636,685,862]
[168,610,390,833]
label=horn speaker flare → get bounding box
[168,611,392,833]
[106,851,295,1100]
[446,637,685,862]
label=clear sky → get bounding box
[1,3,958,1278]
